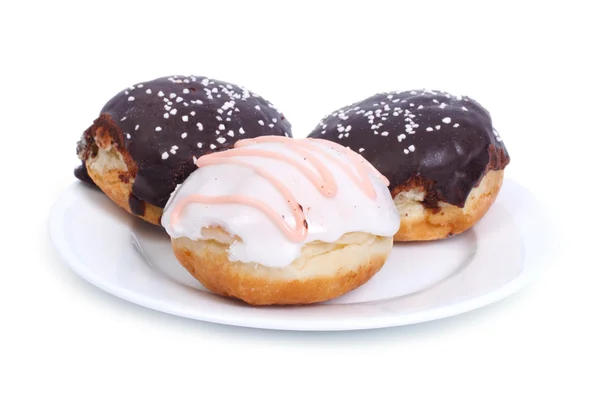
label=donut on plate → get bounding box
[308,89,509,241]
[75,75,292,225]
[161,136,400,305]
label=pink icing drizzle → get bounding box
[170,136,389,242]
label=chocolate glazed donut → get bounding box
[308,89,509,241]
[75,75,292,225]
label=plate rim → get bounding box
[48,178,560,331]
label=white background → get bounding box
[1,1,599,398]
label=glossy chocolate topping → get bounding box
[75,75,292,208]
[308,89,509,208]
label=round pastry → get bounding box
[308,89,509,241]
[74,75,292,225]
[161,136,400,305]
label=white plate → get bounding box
[48,179,557,331]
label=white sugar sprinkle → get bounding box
[442,117,451,124]
[197,123,203,131]
[239,127,245,134]
[155,127,162,131]
[181,132,188,138]
[182,116,189,122]
[164,105,171,111]
[210,144,216,149]
[158,91,164,97]
[163,113,169,119]
[359,148,365,153]
[176,97,183,103]
[161,152,168,159]
[435,125,441,130]
[201,78,209,85]
[126,133,131,139]
[408,145,415,152]
[345,125,352,132]
[268,124,274,128]
[137,84,143,88]
[120,116,127,121]
[338,133,344,139]
[169,93,176,99]
[403,149,409,154]
[218,124,225,130]
[128,96,134,101]
[170,148,176,154]
[426,127,433,132]
[337,126,345,132]
[197,143,203,148]
[216,137,226,144]
[258,120,264,126]
[381,131,389,136]
[170,108,177,115]
[255,105,261,110]
[227,130,234,137]
[135,124,139,130]
[418,105,424,109]
[190,111,196,116]
[453,123,460,127]
[462,106,468,111]
[183,89,190,94]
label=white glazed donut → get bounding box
[161,136,400,305]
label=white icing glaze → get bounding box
[161,138,400,267]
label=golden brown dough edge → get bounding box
[171,233,393,306]
[84,141,163,226]
[393,170,504,242]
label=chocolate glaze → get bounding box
[128,193,146,216]
[308,89,509,208]
[75,75,292,208]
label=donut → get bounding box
[161,136,400,305]
[74,75,292,225]
[308,89,509,241]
